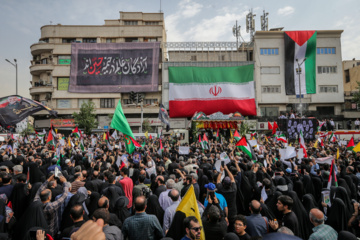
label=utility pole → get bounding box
[232,20,241,49]
[260,10,269,31]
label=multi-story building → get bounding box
[29,11,166,132]
[343,59,360,120]
[254,30,344,122]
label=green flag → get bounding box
[111,100,141,154]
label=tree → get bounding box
[353,81,360,105]
[239,118,256,136]
[73,100,98,135]
[20,122,34,136]
[142,118,153,133]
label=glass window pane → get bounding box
[332,48,335,54]
[271,49,274,55]
[260,49,264,55]
[275,49,279,55]
[324,48,328,54]
[317,48,320,54]
[321,48,324,54]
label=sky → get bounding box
[1,0,359,99]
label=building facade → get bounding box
[29,12,166,132]
[254,30,344,121]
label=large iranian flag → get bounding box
[285,31,317,95]
[168,65,256,117]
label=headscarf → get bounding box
[131,169,140,185]
[334,186,353,218]
[302,194,318,214]
[145,195,164,226]
[310,176,323,203]
[13,201,50,240]
[114,196,131,223]
[326,198,348,232]
[223,232,239,240]
[30,182,42,202]
[302,175,315,196]
[60,194,89,231]
[10,182,29,220]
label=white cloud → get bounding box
[277,6,295,16]
[335,16,360,60]
[179,0,203,18]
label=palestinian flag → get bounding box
[236,136,252,158]
[46,130,55,148]
[203,133,209,149]
[111,100,141,154]
[234,130,241,142]
[72,126,81,138]
[276,134,287,143]
[216,129,220,141]
[79,138,85,151]
[327,159,338,189]
[347,137,355,151]
[168,65,256,117]
[250,131,257,140]
[272,122,278,135]
[317,121,325,133]
[35,129,46,138]
[141,141,146,148]
[299,130,308,158]
[158,138,164,155]
[166,185,205,240]
[285,31,317,95]
[329,132,336,143]
[268,121,273,130]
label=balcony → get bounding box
[29,85,54,95]
[30,42,54,55]
[30,62,54,75]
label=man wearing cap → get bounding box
[204,183,228,223]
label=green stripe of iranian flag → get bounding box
[293,32,317,95]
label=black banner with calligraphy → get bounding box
[69,42,160,93]
[0,95,58,128]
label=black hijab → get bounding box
[326,198,348,232]
[145,194,164,226]
[114,196,131,223]
[10,182,29,220]
[302,175,315,196]
[338,230,357,240]
[13,201,49,240]
[302,194,318,214]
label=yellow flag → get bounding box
[353,142,360,152]
[145,131,149,139]
[230,130,234,143]
[68,137,71,147]
[336,148,340,159]
[176,185,205,240]
[289,142,292,147]
[313,139,318,148]
[103,132,106,141]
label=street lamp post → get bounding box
[296,58,306,117]
[5,59,18,95]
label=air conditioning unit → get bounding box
[45,93,52,100]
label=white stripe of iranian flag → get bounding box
[169,82,255,101]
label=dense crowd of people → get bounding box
[0,131,359,240]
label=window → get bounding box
[190,56,197,61]
[319,85,338,93]
[345,70,350,83]
[260,66,280,74]
[40,38,49,43]
[57,99,71,108]
[144,38,157,42]
[317,47,336,54]
[218,55,225,61]
[317,106,334,115]
[57,78,69,90]
[262,85,281,93]
[260,107,279,117]
[78,99,91,108]
[125,38,138,42]
[100,99,115,108]
[83,38,97,43]
[317,66,337,74]
[260,48,279,55]
[123,99,132,105]
[33,95,40,101]
[124,21,138,25]
[58,56,71,65]
[144,99,157,105]
[62,38,76,43]
[106,38,116,43]
[145,21,159,25]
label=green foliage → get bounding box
[239,118,255,136]
[352,82,360,105]
[142,118,153,132]
[73,100,98,135]
[20,122,34,136]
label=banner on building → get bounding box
[69,42,160,93]
[168,65,256,118]
[0,95,57,128]
[284,31,317,95]
[50,119,76,128]
[286,118,317,140]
